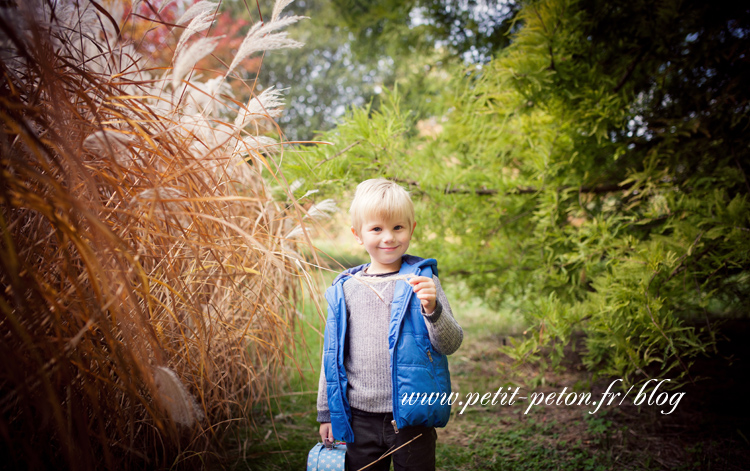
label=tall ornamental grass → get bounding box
[0,0,322,468]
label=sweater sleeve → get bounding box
[421,275,463,355]
[316,352,330,423]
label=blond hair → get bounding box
[350,179,415,232]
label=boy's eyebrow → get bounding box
[363,219,408,227]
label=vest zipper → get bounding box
[390,275,413,438]
[330,285,355,442]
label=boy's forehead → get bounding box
[360,210,410,225]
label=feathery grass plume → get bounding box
[234,86,286,130]
[0,0,313,469]
[272,0,296,21]
[239,134,280,151]
[153,366,205,427]
[174,9,215,59]
[83,130,137,166]
[176,0,219,26]
[285,199,338,239]
[226,14,305,76]
[172,36,220,91]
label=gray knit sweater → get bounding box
[317,270,463,423]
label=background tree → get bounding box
[220,0,518,140]
[250,0,390,141]
[287,0,750,386]
[331,0,518,62]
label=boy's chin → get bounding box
[372,256,403,267]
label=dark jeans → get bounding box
[346,408,437,471]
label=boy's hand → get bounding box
[319,422,333,445]
[408,276,437,314]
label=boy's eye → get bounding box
[371,227,381,232]
[394,225,403,230]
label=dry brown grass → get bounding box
[0,1,319,469]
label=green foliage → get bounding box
[331,0,519,62]
[287,0,750,386]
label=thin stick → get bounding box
[345,273,416,284]
[343,273,417,304]
[313,140,361,169]
[356,433,424,471]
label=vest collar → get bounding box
[331,254,437,286]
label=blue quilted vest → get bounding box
[323,255,453,443]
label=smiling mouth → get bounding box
[379,246,399,250]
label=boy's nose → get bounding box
[382,230,395,242]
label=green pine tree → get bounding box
[287,0,750,386]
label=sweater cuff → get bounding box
[421,299,443,323]
[317,410,331,423]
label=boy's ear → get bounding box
[351,226,363,245]
[411,221,417,236]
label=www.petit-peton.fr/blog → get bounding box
[401,379,685,416]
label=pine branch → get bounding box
[613,46,648,93]
[313,140,361,169]
[393,179,633,196]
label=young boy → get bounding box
[316,178,463,471]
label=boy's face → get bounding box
[352,214,416,274]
